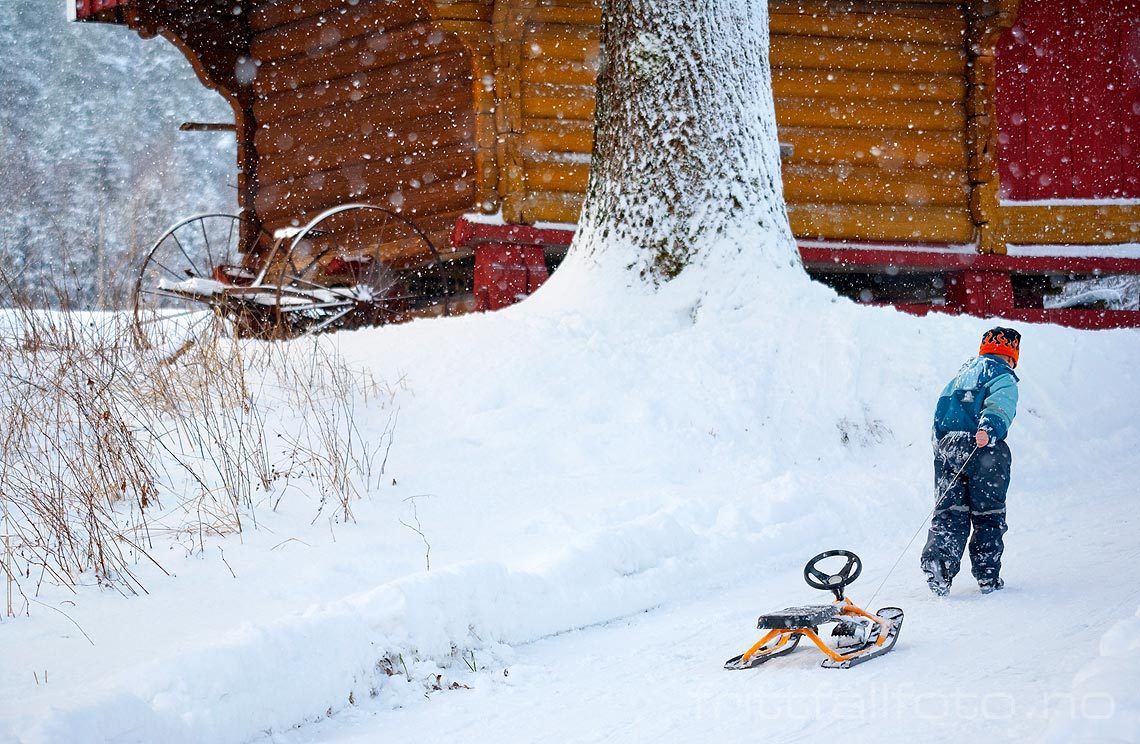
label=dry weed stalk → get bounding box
[264,339,400,525]
[0,277,400,616]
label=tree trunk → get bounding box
[574,0,799,284]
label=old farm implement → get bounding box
[132,203,450,346]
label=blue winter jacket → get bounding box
[932,355,1019,443]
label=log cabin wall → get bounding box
[428,1,500,217]
[489,0,975,243]
[110,0,984,255]
[491,0,600,225]
[770,1,972,244]
[90,0,1135,270]
[248,0,482,265]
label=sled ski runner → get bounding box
[723,632,802,670]
[725,550,905,670]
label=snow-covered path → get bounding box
[265,477,1140,743]
[4,267,1138,744]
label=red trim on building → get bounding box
[71,0,127,20]
[451,220,561,311]
[894,304,1140,330]
[798,246,1140,275]
[450,218,1140,328]
[450,218,574,251]
[472,245,549,311]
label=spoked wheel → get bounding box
[132,213,271,351]
[273,203,451,337]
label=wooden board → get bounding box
[255,78,471,155]
[788,203,975,242]
[521,190,585,224]
[256,111,474,184]
[520,83,596,120]
[770,36,965,74]
[254,51,472,124]
[250,0,369,34]
[524,159,590,193]
[521,59,597,86]
[778,126,967,169]
[256,143,477,215]
[430,1,494,22]
[774,96,965,131]
[770,1,964,22]
[782,163,969,207]
[521,27,599,62]
[253,22,443,96]
[769,6,965,44]
[260,175,477,234]
[251,1,427,62]
[993,204,1139,245]
[520,120,594,154]
[772,69,964,102]
[257,110,475,183]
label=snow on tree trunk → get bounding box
[573,0,799,285]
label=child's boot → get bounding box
[978,577,1005,594]
[923,560,951,597]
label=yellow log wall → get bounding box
[488,0,977,241]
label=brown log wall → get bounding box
[491,0,602,224]
[249,0,481,265]
[122,0,1136,283]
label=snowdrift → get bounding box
[2,247,1138,744]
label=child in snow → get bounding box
[921,327,1020,597]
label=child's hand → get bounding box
[975,430,990,448]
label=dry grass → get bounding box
[0,286,398,617]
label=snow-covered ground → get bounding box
[2,247,1138,743]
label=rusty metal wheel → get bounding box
[131,213,272,351]
[272,203,451,336]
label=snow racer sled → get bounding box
[725,550,904,670]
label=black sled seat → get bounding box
[757,604,840,630]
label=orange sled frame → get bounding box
[725,550,904,670]
[726,598,903,670]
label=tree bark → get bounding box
[574,0,799,284]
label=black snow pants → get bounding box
[920,432,1011,582]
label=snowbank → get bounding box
[1043,604,1140,743]
[2,248,1138,743]
[4,501,792,743]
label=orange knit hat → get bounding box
[979,327,1021,367]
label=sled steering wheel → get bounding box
[804,550,862,600]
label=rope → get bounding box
[866,443,979,606]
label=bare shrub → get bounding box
[272,352,400,524]
[0,308,162,611]
[0,280,399,616]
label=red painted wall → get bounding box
[996,0,1139,200]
